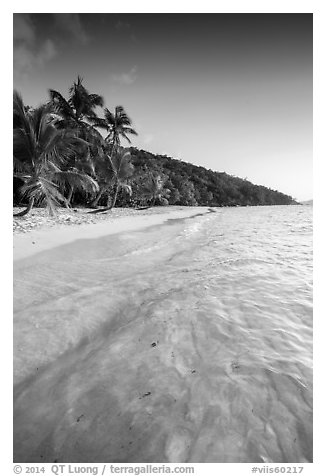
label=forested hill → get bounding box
[128,147,296,207]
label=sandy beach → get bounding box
[13,206,210,261]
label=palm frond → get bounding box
[120,133,132,144]
[87,117,109,130]
[52,170,99,194]
[13,155,28,174]
[122,127,138,136]
[88,94,104,108]
[104,108,116,125]
[49,89,75,120]
[20,176,67,213]
[14,91,29,129]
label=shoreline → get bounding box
[13,206,212,262]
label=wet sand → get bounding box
[13,206,209,261]
[14,206,218,463]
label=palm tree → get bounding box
[91,105,137,155]
[48,76,105,205]
[141,173,170,207]
[88,147,133,213]
[63,149,96,207]
[13,91,98,217]
[89,106,137,208]
[107,148,134,209]
[49,76,104,128]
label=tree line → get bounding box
[126,148,296,207]
[13,77,296,216]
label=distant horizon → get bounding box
[13,13,312,202]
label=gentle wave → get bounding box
[14,205,312,463]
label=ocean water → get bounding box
[13,205,313,463]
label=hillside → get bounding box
[126,148,296,207]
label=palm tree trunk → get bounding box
[13,197,35,217]
[66,186,74,208]
[87,206,111,214]
[90,189,103,207]
[107,136,117,157]
[88,181,119,214]
[108,180,119,209]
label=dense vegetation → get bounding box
[125,148,296,207]
[13,77,296,215]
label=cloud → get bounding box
[13,14,35,44]
[111,66,137,86]
[40,39,57,62]
[13,14,57,80]
[14,40,57,79]
[53,13,89,45]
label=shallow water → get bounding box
[13,205,313,463]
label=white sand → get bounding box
[13,207,210,261]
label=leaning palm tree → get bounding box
[13,91,98,217]
[60,136,100,207]
[63,154,96,207]
[88,147,133,213]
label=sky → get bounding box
[13,13,313,201]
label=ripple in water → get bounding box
[14,205,312,463]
